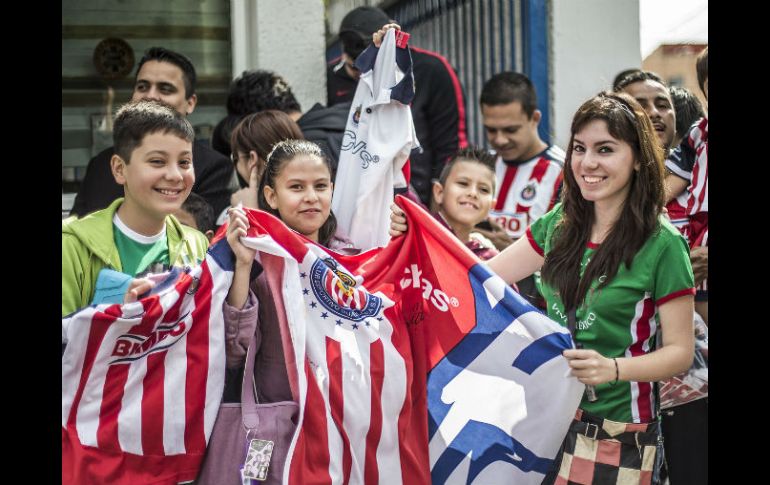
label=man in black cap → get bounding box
[327,6,468,207]
[71,47,234,219]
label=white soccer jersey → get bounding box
[62,243,233,484]
[489,146,565,239]
[331,29,420,251]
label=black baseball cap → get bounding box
[339,7,390,59]
[339,6,390,38]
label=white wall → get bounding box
[231,0,326,111]
[551,0,641,149]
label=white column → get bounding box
[550,0,641,149]
[230,0,326,110]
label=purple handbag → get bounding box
[196,331,298,484]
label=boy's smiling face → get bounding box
[433,160,496,231]
[112,132,194,233]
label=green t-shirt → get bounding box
[527,203,694,423]
[113,214,170,277]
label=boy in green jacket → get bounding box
[62,100,209,316]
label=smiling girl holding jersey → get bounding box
[200,140,357,482]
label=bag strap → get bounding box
[239,253,294,431]
[568,419,659,447]
[241,307,261,430]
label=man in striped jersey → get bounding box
[660,61,709,485]
[615,66,709,321]
[478,72,565,307]
[614,69,709,308]
[617,55,709,485]
[615,70,676,151]
[664,48,708,322]
[480,72,565,243]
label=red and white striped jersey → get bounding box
[62,243,233,485]
[490,146,565,238]
[666,117,708,215]
[666,194,689,229]
[666,184,708,293]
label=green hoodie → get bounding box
[62,198,209,316]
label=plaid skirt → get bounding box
[541,409,664,485]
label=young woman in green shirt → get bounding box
[391,92,695,484]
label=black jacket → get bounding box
[70,141,234,218]
[297,101,351,177]
[327,47,467,205]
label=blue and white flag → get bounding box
[389,196,586,484]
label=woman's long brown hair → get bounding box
[540,92,665,310]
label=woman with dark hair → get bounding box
[204,140,353,481]
[390,91,695,484]
[228,110,304,210]
[495,91,694,484]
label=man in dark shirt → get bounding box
[71,47,234,218]
[327,6,468,206]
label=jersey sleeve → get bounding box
[547,173,564,212]
[665,125,698,181]
[526,203,562,257]
[654,232,696,305]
